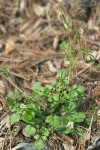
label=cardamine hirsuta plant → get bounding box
[7,11,90,150]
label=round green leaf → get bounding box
[34,134,40,140]
[11,113,20,124]
[41,136,47,141]
[22,112,32,122]
[25,125,36,136]
[34,140,44,150]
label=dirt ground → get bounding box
[0,0,100,150]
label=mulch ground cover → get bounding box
[0,0,100,149]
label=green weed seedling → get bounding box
[7,69,86,150]
[7,11,89,150]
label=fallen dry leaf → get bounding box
[5,39,15,54]
[62,135,75,150]
[46,60,58,73]
[64,61,70,68]
[53,36,59,50]
[88,19,99,32]
[53,59,63,70]
[0,115,10,129]
[63,143,75,150]
[0,138,4,150]
[33,4,50,17]
[0,103,3,110]
[0,80,5,95]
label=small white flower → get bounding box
[79,27,84,35]
[66,121,74,129]
[97,109,100,116]
[58,11,62,18]
[20,103,26,109]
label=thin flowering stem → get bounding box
[59,10,74,80]
[59,11,87,81]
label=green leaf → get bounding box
[73,91,78,97]
[57,69,67,79]
[25,125,36,136]
[8,89,19,99]
[11,113,20,124]
[7,97,16,106]
[34,134,40,140]
[26,104,39,112]
[51,80,57,85]
[71,112,86,122]
[31,91,39,98]
[32,82,41,90]
[53,94,59,101]
[65,80,70,85]
[41,136,47,141]
[77,86,84,94]
[76,127,84,137]
[8,91,14,98]
[46,85,52,90]
[85,118,91,126]
[60,41,69,50]
[45,115,60,129]
[42,87,49,95]
[45,116,52,123]
[40,127,49,137]
[72,84,78,89]
[63,127,72,134]
[22,112,33,122]
[34,140,44,150]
